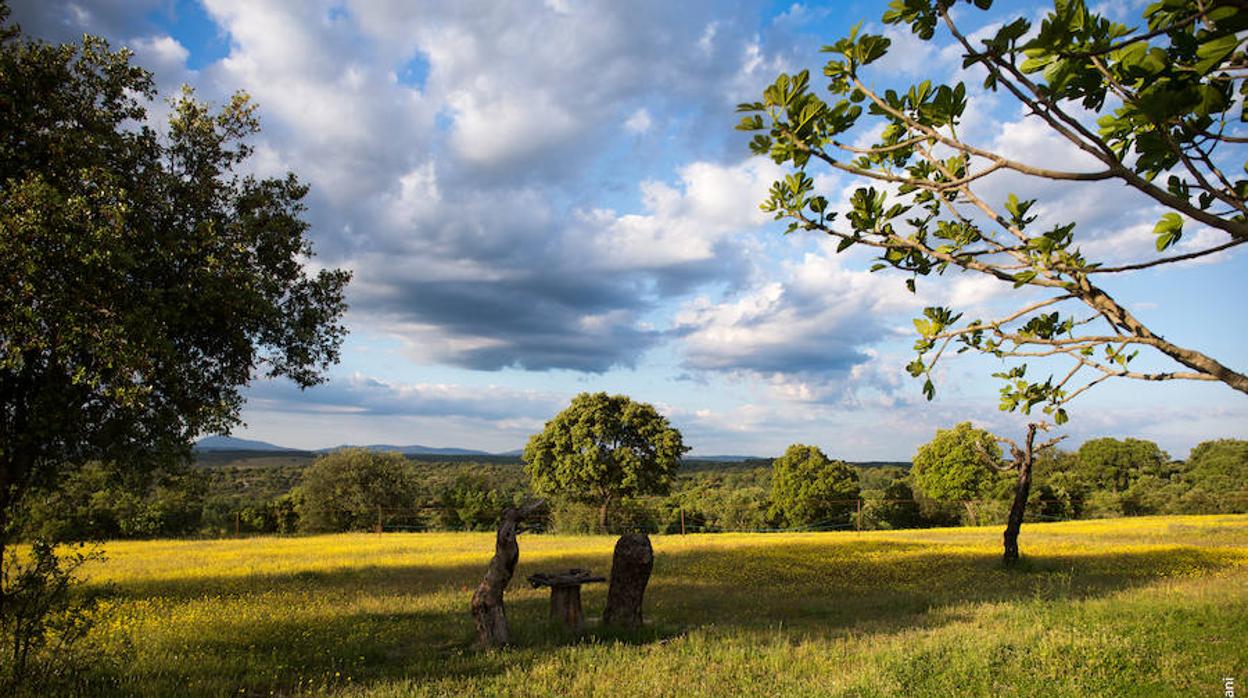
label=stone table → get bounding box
[527,568,606,633]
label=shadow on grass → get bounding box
[84,537,1243,696]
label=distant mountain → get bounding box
[319,444,493,456]
[685,454,765,462]
[194,435,296,452]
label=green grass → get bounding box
[61,515,1248,696]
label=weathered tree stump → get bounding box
[602,532,653,629]
[527,568,605,633]
[470,500,544,648]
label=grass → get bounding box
[60,515,1248,696]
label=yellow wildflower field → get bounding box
[71,515,1248,696]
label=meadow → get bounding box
[67,515,1248,696]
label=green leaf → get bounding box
[1153,212,1183,251]
[1012,270,1037,288]
[1195,33,1239,74]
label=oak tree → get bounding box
[523,392,687,531]
[0,6,350,596]
[768,444,860,528]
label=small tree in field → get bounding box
[769,444,860,528]
[523,392,687,531]
[295,449,422,532]
[739,0,1246,562]
[1184,439,1248,495]
[912,422,1005,523]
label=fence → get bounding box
[217,492,1248,537]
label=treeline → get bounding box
[14,438,1247,540]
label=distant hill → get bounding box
[320,444,492,456]
[194,437,908,466]
[195,435,505,456]
[194,435,296,452]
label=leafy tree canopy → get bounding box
[1075,437,1170,492]
[0,6,350,530]
[768,443,860,527]
[911,422,1005,501]
[523,392,687,530]
[294,449,422,532]
[1183,438,1248,492]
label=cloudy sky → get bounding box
[12,0,1246,459]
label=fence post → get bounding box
[234,511,241,537]
[680,508,686,535]
[856,499,862,532]
[375,506,383,535]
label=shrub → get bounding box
[295,449,422,532]
[769,444,860,529]
[437,476,514,531]
[1,542,108,694]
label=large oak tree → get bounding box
[0,5,350,596]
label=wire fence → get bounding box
[217,493,1248,537]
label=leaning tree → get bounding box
[738,0,1246,562]
[0,5,350,603]
[523,392,688,531]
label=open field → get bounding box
[65,515,1248,696]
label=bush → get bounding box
[861,481,923,530]
[1083,491,1125,519]
[769,444,860,529]
[295,449,422,532]
[1,541,110,694]
[437,476,515,531]
[17,462,206,542]
[548,501,600,534]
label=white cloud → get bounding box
[625,108,654,134]
[673,249,919,380]
[567,158,781,272]
[129,35,189,72]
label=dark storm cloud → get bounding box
[8,0,163,44]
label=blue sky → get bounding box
[12,0,1247,459]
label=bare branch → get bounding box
[1086,237,1247,273]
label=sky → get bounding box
[10,0,1247,459]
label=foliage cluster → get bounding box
[12,436,1244,538]
[18,462,206,541]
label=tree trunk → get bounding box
[0,459,11,619]
[470,501,543,648]
[549,585,584,633]
[1002,425,1038,566]
[602,533,653,629]
[598,495,611,533]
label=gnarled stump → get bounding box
[470,500,543,647]
[602,532,653,629]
